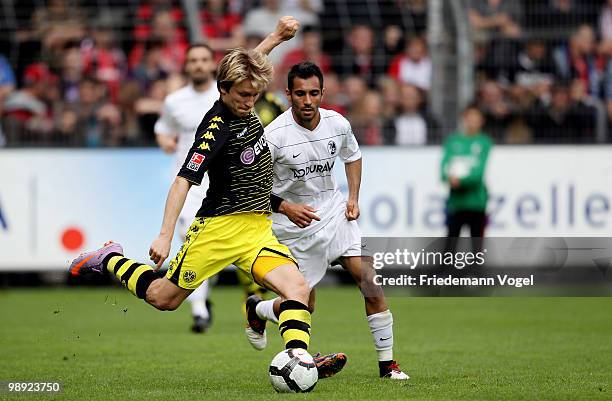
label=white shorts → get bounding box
[277,206,362,288]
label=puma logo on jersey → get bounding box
[211,116,223,123]
[291,161,335,179]
[237,127,248,138]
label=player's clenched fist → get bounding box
[149,235,171,270]
[275,16,300,41]
[345,200,360,221]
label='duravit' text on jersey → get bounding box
[265,107,361,239]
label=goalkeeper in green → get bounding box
[441,104,493,252]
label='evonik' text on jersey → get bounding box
[178,100,273,217]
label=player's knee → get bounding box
[151,297,181,311]
[307,298,315,314]
[146,286,181,311]
[286,280,310,304]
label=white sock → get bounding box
[187,280,209,320]
[367,309,394,361]
[255,298,279,324]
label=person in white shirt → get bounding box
[154,43,218,333]
[246,61,409,380]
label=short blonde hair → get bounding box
[217,48,273,93]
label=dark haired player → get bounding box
[155,43,218,333]
[247,62,409,379]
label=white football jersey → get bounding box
[154,82,218,178]
[265,107,362,239]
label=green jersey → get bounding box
[440,131,493,213]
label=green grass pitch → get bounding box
[0,286,611,400]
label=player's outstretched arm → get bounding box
[149,176,192,269]
[254,16,300,56]
[345,158,362,221]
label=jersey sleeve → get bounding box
[339,119,362,163]
[265,131,280,162]
[154,98,179,136]
[177,114,229,186]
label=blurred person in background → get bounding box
[280,25,332,75]
[131,38,172,92]
[59,44,84,104]
[336,25,384,87]
[392,83,438,145]
[527,81,597,143]
[387,36,431,91]
[350,90,386,146]
[469,0,522,80]
[243,0,318,65]
[132,0,185,48]
[476,80,515,142]
[81,15,127,104]
[73,76,123,147]
[343,75,368,116]
[378,77,401,132]
[29,0,86,71]
[319,73,346,115]
[129,9,188,74]
[135,78,167,144]
[469,0,522,40]
[153,44,219,333]
[600,0,612,41]
[553,24,605,99]
[510,39,555,89]
[0,54,16,147]
[254,91,286,127]
[441,104,492,253]
[403,0,428,34]
[545,0,597,35]
[199,0,245,59]
[3,63,55,146]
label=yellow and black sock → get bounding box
[278,300,311,350]
[103,253,158,299]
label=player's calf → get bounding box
[145,279,188,311]
[69,241,189,310]
[256,260,312,350]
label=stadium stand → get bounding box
[0,0,610,147]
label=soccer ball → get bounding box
[268,348,318,393]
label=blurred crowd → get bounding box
[471,0,611,143]
[0,0,609,147]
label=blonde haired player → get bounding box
[70,18,345,378]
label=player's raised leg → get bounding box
[70,241,192,310]
[341,255,409,380]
